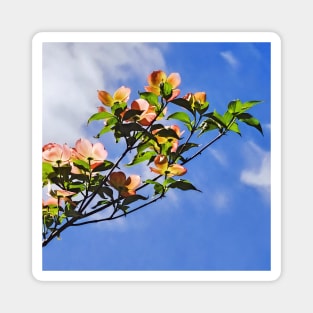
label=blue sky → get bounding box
[41,38,272,272]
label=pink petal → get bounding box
[131,98,149,111]
[75,138,92,158]
[114,86,131,102]
[168,164,187,176]
[167,73,181,89]
[98,90,114,107]
[125,175,141,190]
[91,142,108,161]
[147,70,167,87]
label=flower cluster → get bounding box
[42,68,263,246]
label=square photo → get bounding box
[32,32,281,281]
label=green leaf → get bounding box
[68,182,86,193]
[92,160,114,172]
[87,111,115,124]
[111,102,127,116]
[101,186,114,198]
[122,109,144,122]
[161,81,173,98]
[42,163,55,185]
[115,122,144,137]
[227,99,243,114]
[222,111,240,135]
[241,100,263,112]
[198,119,219,135]
[144,179,165,195]
[170,98,194,114]
[91,199,111,209]
[228,99,263,115]
[228,122,241,136]
[139,92,159,106]
[195,101,210,115]
[127,150,156,166]
[167,112,192,130]
[200,111,226,133]
[175,142,199,155]
[155,128,181,139]
[237,113,263,135]
[122,194,148,206]
[168,179,201,192]
[73,159,90,171]
[64,209,83,218]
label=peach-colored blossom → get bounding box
[149,155,187,177]
[98,86,131,107]
[144,70,181,101]
[108,171,141,197]
[130,98,157,126]
[71,138,108,169]
[152,124,183,152]
[42,143,72,167]
[183,92,207,108]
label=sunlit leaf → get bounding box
[87,111,115,124]
[92,160,114,172]
[168,179,201,192]
[122,109,144,122]
[237,113,263,135]
[139,92,159,106]
[127,150,156,166]
[167,111,192,131]
[170,98,194,114]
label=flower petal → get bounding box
[113,86,131,103]
[167,73,181,89]
[98,90,114,107]
[91,142,108,161]
[109,172,127,189]
[147,70,167,87]
[125,175,141,190]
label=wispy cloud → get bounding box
[207,148,228,167]
[212,190,230,213]
[42,43,167,146]
[220,50,240,69]
[240,141,270,201]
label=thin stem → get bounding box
[72,194,164,226]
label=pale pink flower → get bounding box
[42,143,71,166]
[71,138,108,169]
[130,98,158,126]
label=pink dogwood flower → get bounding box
[42,143,72,167]
[108,171,141,198]
[130,98,158,126]
[71,138,108,169]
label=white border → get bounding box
[32,32,281,281]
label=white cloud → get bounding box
[212,190,230,213]
[42,42,167,146]
[207,148,228,167]
[240,141,270,200]
[220,50,240,69]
